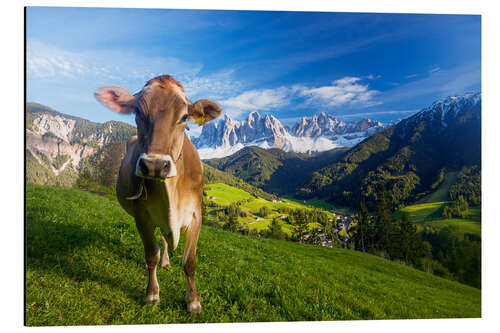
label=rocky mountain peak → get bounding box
[290,113,384,138]
[194,110,388,159]
[411,92,482,129]
[247,111,262,125]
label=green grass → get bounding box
[396,202,481,236]
[396,202,445,224]
[427,172,458,203]
[395,171,480,236]
[305,199,334,210]
[245,218,294,235]
[421,218,481,236]
[204,183,255,205]
[26,184,481,326]
[284,197,354,215]
[242,197,335,219]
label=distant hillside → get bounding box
[297,92,481,208]
[26,102,137,187]
[204,146,349,195]
[203,163,279,201]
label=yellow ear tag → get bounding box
[195,115,206,126]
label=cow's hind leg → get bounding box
[135,217,161,306]
[182,216,202,314]
[160,235,170,269]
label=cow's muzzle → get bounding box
[135,153,177,180]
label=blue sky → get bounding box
[26,7,481,136]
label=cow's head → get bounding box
[95,75,222,180]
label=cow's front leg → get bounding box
[182,219,202,314]
[135,217,160,306]
[160,235,170,269]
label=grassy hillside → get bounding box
[203,163,279,202]
[26,149,55,185]
[204,183,255,205]
[426,171,458,203]
[395,172,481,237]
[396,203,480,236]
[26,184,480,325]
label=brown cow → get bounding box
[94,75,222,314]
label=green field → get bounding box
[204,183,255,205]
[396,202,445,224]
[396,172,481,236]
[283,197,354,215]
[427,171,458,203]
[397,202,481,236]
[26,184,480,325]
[245,218,294,235]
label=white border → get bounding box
[3,1,499,332]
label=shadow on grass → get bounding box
[26,217,147,305]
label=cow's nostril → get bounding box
[138,158,148,176]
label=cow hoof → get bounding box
[145,295,160,306]
[161,262,170,270]
[187,300,202,314]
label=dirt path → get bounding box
[240,217,264,227]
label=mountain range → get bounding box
[192,111,386,159]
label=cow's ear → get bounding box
[188,99,222,125]
[94,85,136,114]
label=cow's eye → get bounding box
[181,114,189,123]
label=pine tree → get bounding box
[355,201,370,252]
[393,212,422,264]
[267,217,286,240]
[372,187,398,258]
[223,213,239,232]
[292,209,309,243]
[324,217,336,241]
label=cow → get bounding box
[94,75,222,314]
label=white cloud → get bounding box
[296,76,381,108]
[430,67,441,73]
[182,69,243,101]
[216,76,381,119]
[27,40,202,86]
[405,74,419,79]
[27,40,246,107]
[220,86,291,118]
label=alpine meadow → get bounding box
[25,8,481,326]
